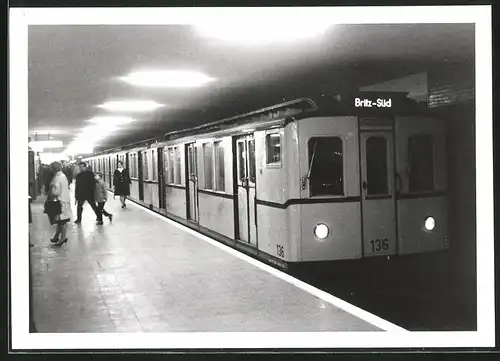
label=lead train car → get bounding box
[84,92,448,271]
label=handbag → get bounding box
[44,198,62,216]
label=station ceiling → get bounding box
[28,23,474,154]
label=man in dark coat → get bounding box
[74,162,99,224]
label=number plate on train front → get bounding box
[369,238,389,252]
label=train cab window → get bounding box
[266,133,281,165]
[214,141,225,192]
[366,137,389,195]
[174,146,181,184]
[203,143,214,190]
[308,137,344,196]
[143,151,149,181]
[407,134,435,192]
[248,139,256,183]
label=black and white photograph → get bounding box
[10,5,494,350]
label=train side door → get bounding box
[186,143,199,223]
[235,135,257,246]
[360,130,397,256]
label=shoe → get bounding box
[96,220,104,225]
[108,214,113,223]
[55,238,67,246]
[50,237,59,244]
[74,220,81,224]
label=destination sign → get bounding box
[354,97,392,108]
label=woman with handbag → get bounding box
[44,161,72,246]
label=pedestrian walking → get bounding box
[74,162,100,224]
[113,161,131,208]
[43,161,72,246]
[94,172,113,225]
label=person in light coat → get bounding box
[94,172,113,225]
[48,161,72,246]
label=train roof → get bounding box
[163,91,431,141]
[89,91,432,156]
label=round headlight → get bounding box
[314,223,329,239]
[424,216,435,231]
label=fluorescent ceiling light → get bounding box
[88,116,135,125]
[196,22,332,44]
[29,140,63,149]
[98,100,164,112]
[120,70,216,88]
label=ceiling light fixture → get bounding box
[196,22,333,44]
[120,70,216,88]
[29,140,63,150]
[98,100,164,112]
[87,116,135,125]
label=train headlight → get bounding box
[314,223,329,239]
[424,216,435,231]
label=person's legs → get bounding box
[51,223,61,242]
[59,223,67,242]
[100,202,111,217]
[76,200,84,222]
[90,199,102,222]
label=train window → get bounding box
[131,154,135,178]
[249,139,256,183]
[308,137,343,196]
[143,151,149,180]
[238,141,246,181]
[152,149,157,181]
[168,148,175,184]
[266,133,281,165]
[175,146,181,184]
[407,134,435,192]
[214,141,225,191]
[366,137,389,195]
[187,145,194,176]
[203,143,214,190]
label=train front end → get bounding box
[295,92,449,262]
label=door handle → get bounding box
[362,181,368,190]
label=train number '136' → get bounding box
[276,244,285,258]
[370,238,389,252]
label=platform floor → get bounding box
[29,188,389,333]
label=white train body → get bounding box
[84,93,448,270]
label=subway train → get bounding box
[84,92,449,271]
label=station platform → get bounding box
[29,188,405,333]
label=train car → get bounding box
[84,91,448,271]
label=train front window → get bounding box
[407,134,434,192]
[308,137,343,196]
[366,137,389,195]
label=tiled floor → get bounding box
[30,188,381,333]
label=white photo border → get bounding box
[9,5,494,350]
